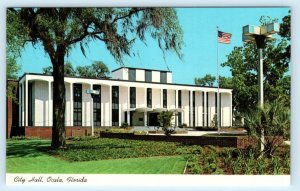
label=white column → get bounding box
[25,79,28,126]
[48,81,51,126]
[175,89,178,127]
[109,85,112,126]
[127,86,130,125]
[144,87,147,127]
[144,112,147,126]
[70,83,73,126]
[160,89,163,108]
[119,87,122,127]
[189,90,193,127]
[144,88,147,108]
[203,91,207,127]
[194,91,197,126]
[22,82,25,126]
[90,84,94,135]
[230,92,233,127]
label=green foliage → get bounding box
[194,74,216,86]
[43,61,109,78]
[243,97,290,156]
[7,139,185,174]
[221,14,290,114]
[76,61,110,78]
[8,8,183,148]
[6,10,25,98]
[157,111,175,136]
[211,114,218,128]
[10,136,41,140]
[121,121,129,128]
[184,145,290,175]
[54,138,184,162]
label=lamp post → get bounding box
[242,23,279,151]
[86,89,100,136]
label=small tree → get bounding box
[211,114,218,129]
[158,111,175,136]
[243,97,290,157]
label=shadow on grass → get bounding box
[6,140,51,159]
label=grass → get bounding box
[54,137,186,161]
[6,139,186,174]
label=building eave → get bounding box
[19,73,233,91]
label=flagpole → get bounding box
[217,26,220,135]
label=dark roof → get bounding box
[19,73,233,90]
[111,66,172,73]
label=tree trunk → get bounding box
[51,46,66,149]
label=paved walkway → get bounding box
[133,126,247,137]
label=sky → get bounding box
[17,7,289,85]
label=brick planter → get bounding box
[100,132,283,149]
[25,126,92,139]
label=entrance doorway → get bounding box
[148,113,160,126]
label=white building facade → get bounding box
[18,67,233,128]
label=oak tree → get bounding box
[8,8,183,148]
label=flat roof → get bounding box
[111,66,172,73]
[19,73,233,90]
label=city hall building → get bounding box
[18,67,233,129]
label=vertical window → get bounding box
[112,86,119,126]
[160,71,167,83]
[219,94,222,127]
[20,85,23,126]
[147,88,152,108]
[178,90,182,108]
[163,89,167,108]
[73,84,82,126]
[130,87,136,108]
[28,83,33,126]
[193,91,195,127]
[215,92,217,114]
[128,68,136,81]
[177,90,182,125]
[93,85,101,126]
[145,70,152,82]
[178,112,182,126]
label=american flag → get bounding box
[218,31,232,44]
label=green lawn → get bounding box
[6,139,186,174]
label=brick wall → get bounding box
[25,126,92,139]
[7,97,13,138]
[100,132,283,149]
[6,80,19,138]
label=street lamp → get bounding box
[242,23,280,107]
[242,23,279,151]
[86,89,100,136]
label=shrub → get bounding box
[158,111,175,136]
[211,114,218,129]
[121,121,129,128]
[10,136,27,140]
[10,136,41,140]
[243,97,290,157]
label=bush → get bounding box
[10,136,27,140]
[158,111,175,136]
[243,97,290,157]
[121,122,129,128]
[181,123,187,128]
[10,136,41,140]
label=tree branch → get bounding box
[111,8,146,24]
